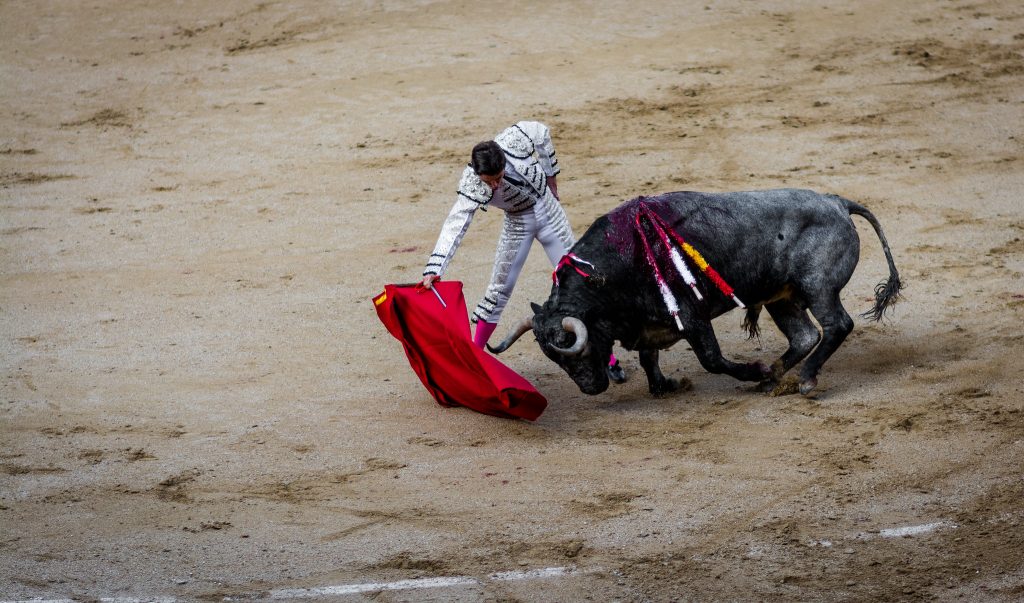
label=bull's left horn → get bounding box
[486,316,534,354]
[550,317,588,356]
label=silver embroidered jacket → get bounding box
[423,121,561,277]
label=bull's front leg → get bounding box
[638,349,690,395]
[686,322,771,382]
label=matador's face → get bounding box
[479,170,504,191]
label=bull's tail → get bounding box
[835,195,903,321]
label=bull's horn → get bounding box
[486,316,534,354]
[550,317,588,356]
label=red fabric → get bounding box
[373,281,547,421]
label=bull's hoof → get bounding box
[650,377,692,397]
[769,376,801,397]
[650,378,677,396]
[799,377,818,396]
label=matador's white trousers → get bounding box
[472,194,575,324]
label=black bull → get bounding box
[489,189,902,396]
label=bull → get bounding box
[488,189,901,396]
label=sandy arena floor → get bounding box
[2,1,1023,601]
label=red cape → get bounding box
[373,281,547,421]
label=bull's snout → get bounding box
[578,380,610,395]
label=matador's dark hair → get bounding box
[470,141,505,176]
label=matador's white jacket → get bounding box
[424,121,576,323]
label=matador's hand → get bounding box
[420,274,440,289]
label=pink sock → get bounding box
[608,353,618,367]
[473,321,498,349]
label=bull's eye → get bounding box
[555,333,575,347]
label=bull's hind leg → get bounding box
[799,293,854,395]
[765,300,821,383]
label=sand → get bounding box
[2,0,1022,600]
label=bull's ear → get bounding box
[530,302,542,314]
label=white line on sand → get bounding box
[2,593,175,597]
[490,566,577,581]
[878,521,954,538]
[808,520,956,548]
[268,576,479,599]
[0,566,588,603]
[268,566,584,600]
[854,520,956,541]
[1,600,77,603]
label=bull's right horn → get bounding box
[550,317,588,356]
[486,316,534,354]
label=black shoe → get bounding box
[607,360,627,384]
